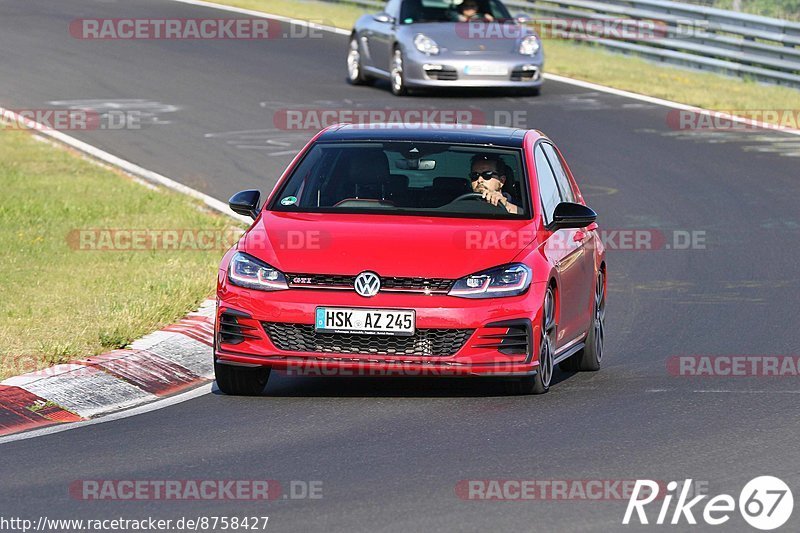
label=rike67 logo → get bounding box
[623,477,793,530]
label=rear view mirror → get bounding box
[229,189,261,220]
[396,159,436,170]
[548,202,597,230]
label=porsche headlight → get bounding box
[448,264,532,299]
[519,35,540,56]
[228,252,289,291]
[414,34,440,55]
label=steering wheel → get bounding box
[451,192,487,202]
[449,192,508,213]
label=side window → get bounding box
[534,145,561,225]
[385,0,401,19]
[542,143,575,203]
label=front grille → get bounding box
[383,277,453,292]
[263,323,473,356]
[285,273,454,294]
[287,273,351,288]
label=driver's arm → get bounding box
[480,190,519,214]
[503,199,519,214]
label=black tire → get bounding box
[390,48,408,96]
[346,36,372,85]
[504,286,556,395]
[560,270,605,372]
[214,361,271,396]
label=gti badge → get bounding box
[354,271,381,297]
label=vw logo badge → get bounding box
[354,271,381,297]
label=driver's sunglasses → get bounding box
[470,170,500,181]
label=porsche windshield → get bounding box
[399,0,513,24]
[270,141,530,219]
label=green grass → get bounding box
[0,130,241,379]
[707,0,800,21]
[220,0,800,121]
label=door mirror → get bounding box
[549,202,597,230]
[229,189,261,220]
[515,12,532,23]
[373,12,395,24]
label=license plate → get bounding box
[315,307,415,336]
[464,64,509,76]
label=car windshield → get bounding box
[399,0,513,24]
[270,141,530,219]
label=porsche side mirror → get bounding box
[229,189,261,220]
[515,13,533,23]
[374,13,395,24]
[548,202,597,230]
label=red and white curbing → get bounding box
[0,299,215,437]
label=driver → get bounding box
[457,0,494,21]
[470,154,519,214]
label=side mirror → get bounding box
[515,12,532,23]
[229,189,261,220]
[549,202,597,230]
[373,12,395,24]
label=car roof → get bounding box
[317,123,530,148]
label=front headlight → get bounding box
[414,34,440,55]
[228,252,289,291]
[519,35,540,56]
[448,264,532,299]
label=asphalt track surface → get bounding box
[2,0,800,531]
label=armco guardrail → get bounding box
[320,0,800,87]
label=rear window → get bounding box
[269,141,530,219]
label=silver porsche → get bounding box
[346,0,543,96]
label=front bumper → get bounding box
[403,49,544,89]
[215,282,546,377]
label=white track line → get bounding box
[0,383,214,445]
[168,0,800,138]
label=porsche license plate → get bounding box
[464,64,509,76]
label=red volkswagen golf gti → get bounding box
[214,124,606,395]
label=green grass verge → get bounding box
[222,0,800,121]
[0,130,240,379]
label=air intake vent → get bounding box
[218,311,261,345]
[473,320,531,356]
